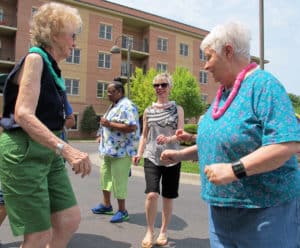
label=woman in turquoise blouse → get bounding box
[161,21,300,248]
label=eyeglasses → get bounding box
[153,83,169,89]
[65,32,76,41]
[107,88,120,95]
[71,33,76,41]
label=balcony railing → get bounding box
[121,36,149,53]
[0,14,17,28]
[0,53,15,62]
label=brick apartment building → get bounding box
[0,0,220,138]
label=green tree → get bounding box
[130,67,206,119]
[288,93,300,114]
[130,67,157,115]
[171,67,205,118]
[80,105,98,135]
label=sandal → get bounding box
[141,240,153,248]
[141,232,155,248]
[156,233,168,246]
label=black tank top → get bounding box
[2,52,65,131]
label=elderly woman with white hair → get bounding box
[161,22,300,247]
[132,73,184,247]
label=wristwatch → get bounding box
[55,143,64,155]
[231,160,247,179]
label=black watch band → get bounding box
[231,160,247,179]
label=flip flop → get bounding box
[156,233,168,246]
[141,232,155,248]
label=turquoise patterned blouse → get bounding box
[197,68,300,208]
[99,97,140,157]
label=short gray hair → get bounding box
[153,72,172,87]
[200,21,251,60]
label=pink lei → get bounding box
[212,63,257,120]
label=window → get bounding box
[201,94,208,103]
[157,38,168,51]
[199,71,208,84]
[180,43,188,56]
[97,82,108,98]
[121,36,133,49]
[65,78,79,95]
[0,9,3,23]
[98,53,111,69]
[142,64,147,75]
[66,48,80,64]
[99,24,112,40]
[121,61,133,76]
[199,48,206,61]
[143,38,149,52]
[157,63,167,72]
[121,62,127,76]
[69,114,78,130]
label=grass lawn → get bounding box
[180,160,199,174]
[137,159,199,174]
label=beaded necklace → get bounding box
[212,62,257,120]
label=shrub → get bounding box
[180,124,197,146]
[184,124,197,134]
[80,105,98,136]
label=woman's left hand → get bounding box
[204,163,238,185]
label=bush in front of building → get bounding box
[80,105,98,137]
[289,93,300,114]
[184,123,197,133]
[180,123,197,146]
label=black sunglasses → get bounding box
[153,83,169,89]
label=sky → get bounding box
[108,0,300,95]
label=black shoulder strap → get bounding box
[3,56,26,94]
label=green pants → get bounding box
[100,155,131,199]
[0,129,77,236]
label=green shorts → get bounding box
[100,155,131,199]
[0,129,77,236]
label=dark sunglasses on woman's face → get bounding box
[153,83,169,89]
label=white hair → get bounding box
[153,72,172,87]
[200,21,251,60]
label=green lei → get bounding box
[29,46,66,91]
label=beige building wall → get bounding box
[148,26,176,72]
[175,34,193,69]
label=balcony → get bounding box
[120,36,149,59]
[0,14,17,36]
[0,53,15,71]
